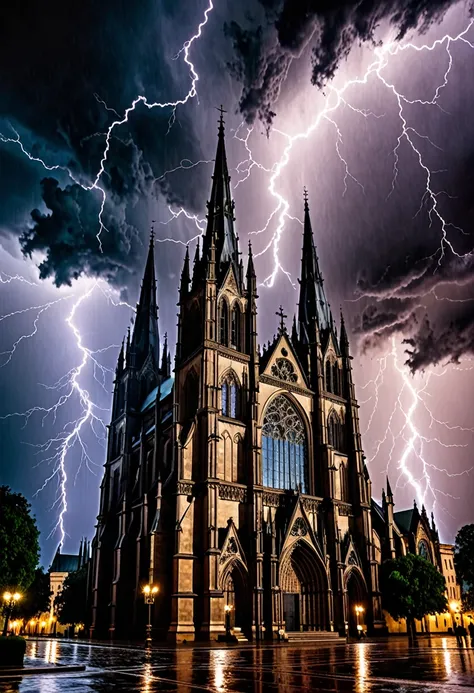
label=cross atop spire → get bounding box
[276,305,287,334]
[216,104,227,129]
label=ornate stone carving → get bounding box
[219,536,238,564]
[337,503,352,516]
[348,551,359,566]
[262,491,284,507]
[218,483,246,503]
[302,498,321,513]
[177,482,193,496]
[271,358,298,383]
[290,517,307,537]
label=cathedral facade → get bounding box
[89,114,454,642]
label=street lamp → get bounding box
[224,604,233,638]
[355,605,365,638]
[450,600,460,631]
[142,584,159,646]
[2,591,22,637]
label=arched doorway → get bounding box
[280,540,329,632]
[221,560,250,634]
[345,569,367,636]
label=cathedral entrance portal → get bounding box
[222,561,249,634]
[345,569,367,637]
[280,540,329,632]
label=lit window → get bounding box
[262,395,307,493]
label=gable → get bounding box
[280,498,324,561]
[218,264,242,301]
[261,333,309,389]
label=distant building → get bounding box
[89,111,463,642]
[48,540,89,634]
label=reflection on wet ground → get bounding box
[1,636,473,692]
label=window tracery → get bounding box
[271,358,298,383]
[231,304,241,350]
[262,395,307,493]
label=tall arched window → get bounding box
[327,410,345,451]
[183,370,199,421]
[221,373,238,418]
[325,360,332,393]
[219,300,229,346]
[332,363,341,396]
[262,395,308,493]
[231,304,240,350]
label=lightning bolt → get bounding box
[232,21,474,288]
[0,0,213,252]
[0,3,213,548]
[360,337,473,521]
[0,279,132,547]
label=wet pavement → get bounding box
[1,636,474,692]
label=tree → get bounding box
[454,524,474,591]
[381,554,447,643]
[0,486,40,593]
[55,566,88,630]
[18,568,52,622]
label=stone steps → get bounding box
[232,627,249,643]
[286,631,341,643]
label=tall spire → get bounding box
[116,337,125,376]
[298,189,332,343]
[202,106,240,280]
[180,245,190,298]
[340,309,350,356]
[131,228,160,370]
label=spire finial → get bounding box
[150,221,155,246]
[216,104,227,130]
[303,186,309,212]
[276,305,287,334]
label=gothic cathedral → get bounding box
[89,113,446,642]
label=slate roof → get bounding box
[394,509,415,534]
[140,376,174,413]
[50,553,80,573]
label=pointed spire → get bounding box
[125,325,131,366]
[202,106,240,280]
[161,332,169,377]
[340,309,350,356]
[291,315,298,344]
[246,240,256,280]
[131,228,160,371]
[116,338,125,375]
[78,538,83,568]
[298,189,333,343]
[180,246,190,297]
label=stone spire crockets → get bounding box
[201,106,240,282]
[131,229,160,371]
[298,190,332,343]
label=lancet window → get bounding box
[221,373,238,418]
[327,410,345,451]
[219,300,229,346]
[262,395,308,493]
[231,304,241,350]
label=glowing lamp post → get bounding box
[2,591,22,637]
[224,604,233,638]
[355,605,365,638]
[450,600,460,630]
[142,584,159,646]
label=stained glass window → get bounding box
[262,395,307,493]
[221,375,238,418]
[418,540,430,561]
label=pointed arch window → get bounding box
[183,370,199,421]
[262,395,308,493]
[231,304,241,350]
[219,300,229,346]
[325,359,332,393]
[332,363,341,396]
[221,373,238,418]
[327,410,345,452]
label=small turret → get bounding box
[180,246,190,298]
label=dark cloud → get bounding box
[404,310,474,371]
[226,0,472,128]
[0,0,211,289]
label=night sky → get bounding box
[1,0,474,566]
